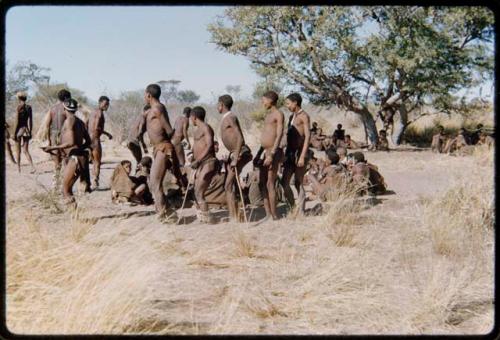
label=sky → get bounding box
[6,6,494,105]
[6,6,260,103]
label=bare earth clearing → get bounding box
[5,138,494,335]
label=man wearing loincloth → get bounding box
[88,96,113,189]
[218,94,253,222]
[190,106,218,223]
[42,99,92,208]
[253,91,285,222]
[282,93,311,216]
[13,92,35,173]
[144,84,185,221]
[46,89,72,189]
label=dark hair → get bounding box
[218,94,233,110]
[379,129,386,135]
[286,93,302,106]
[146,84,161,99]
[183,107,192,117]
[99,96,110,103]
[337,124,342,129]
[312,122,318,127]
[345,134,351,139]
[140,156,153,168]
[143,104,151,111]
[262,91,279,105]
[17,95,27,101]
[326,149,340,165]
[353,152,366,163]
[121,160,132,166]
[191,106,206,121]
[57,89,71,102]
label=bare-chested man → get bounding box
[127,104,149,165]
[13,92,35,173]
[254,91,284,222]
[281,93,310,215]
[46,89,72,188]
[171,106,192,169]
[190,106,217,223]
[376,129,389,151]
[218,94,253,222]
[42,99,91,208]
[88,96,112,189]
[333,124,345,144]
[144,84,185,221]
[5,122,16,164]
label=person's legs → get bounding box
[150,150,169,215]
[267,159,281,220]
[294,166,307,214]
[22,138,35,173]
[258,164,272,218]
[224,166,238,221]
[92,141,102,188]
[194,162,216,223]
[62,158,79,208]
[15,139,21,173]
[281,161,295,209]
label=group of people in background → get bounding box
[16,82,497,225]
[431,123,494,155]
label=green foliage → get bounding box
[249,108,267,123]
[208,6,494,141]
[177,90,200,104]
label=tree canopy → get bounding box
[208,6,494,144]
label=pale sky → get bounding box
[6,6,494,104]
[6,6,260,103]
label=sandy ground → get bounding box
[5,138,494,335]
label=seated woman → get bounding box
[111,160,152,205]
[349,152,387,196]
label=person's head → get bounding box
[261,91,279,110]
[217,94,233,113]
[139,156,153,169]
[326,148,340,165]
[477,123,484,130]
[183,106,192,118]
[63,98,78,115]
[345,134,351,142]
[190,106,206,126]
[285,93,302,112]
[337,123,343,130]
[57,89,72,102]
[312,121,318,129]
[352,151,366,164]
[437,125,444,133]
[379,129,387,137]
[143,104,151,112]
[214,140,219,153]
[98,96,110,111]
[144,84,161,104]
[16,91,27,102]
[121,160,132,174]
[337,146,347,159]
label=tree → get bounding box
[6,60,51,100]
[157,79,181,103]
[177,90,200,104]
[225,84,242,98]
[208,6,494,144]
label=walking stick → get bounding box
[234,167,248,223]
[177,170,196,225]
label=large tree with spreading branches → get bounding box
[208,6,494,144]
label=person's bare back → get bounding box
[146,102,173,146]
[192,122,215,162]
[172,115,189,145]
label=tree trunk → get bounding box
[392,103,408,145]
[357,107,378,145]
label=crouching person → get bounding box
[348,152,387,196]
[111,160,153,205]
[41,98,91,208]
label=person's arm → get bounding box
[298,114,311,167]
[183,119,191,149]
[27,106,33,136]
[44,120,75,151]
[264,111,284,166]
[157,107,174,138]
[14,105,21,135]
[231,116,244,168]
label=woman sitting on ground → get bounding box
[111,160,153,205]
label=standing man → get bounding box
[127,104,149,165]
[253,91,284,222]
[171,106,192,169]
[190,106,217,223]
[218,94,252,222]
[13,92,36,173]
[333,124,345,144]
[282,93,311,215]
[46,89,72,189]
[42,99,92,208]
[88,96,113,189]
[144,84,184,221]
